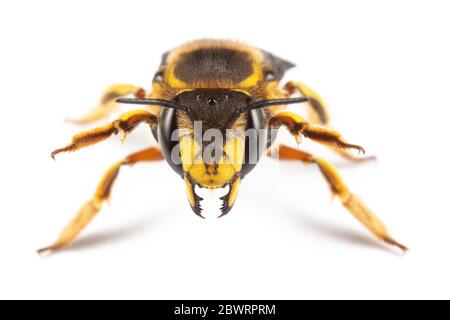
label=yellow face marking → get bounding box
[184,176,196,208]
[223,135,245,173]
[179,136,245,189]
[189,163,236,189]
[179,135,201,172]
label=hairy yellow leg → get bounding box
[68,84,146,125]
[38,148,164,254]
[331,148,377,162]
[51,110,158,159]
[284,81,331,126]
[274,145,407,252]
[269,111,365,155]
[283,81,375,162]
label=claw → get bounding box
[381,236,409,253]
[37,244,62,256]
[51,150,58,160]
[51,147,71,160]
[344,143,365,155]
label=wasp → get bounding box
[38,40,407,254]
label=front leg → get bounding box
[283,81,375,162]
[51,110,158,159]
[269,111,365,154]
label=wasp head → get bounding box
[175,89,249,190]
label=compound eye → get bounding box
[153,71,164,83]
[265,71,275,82]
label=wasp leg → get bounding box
[51,110,157,159]
[269,111,365,155]
[273,145,407,251]
[329,146,376,162]
[68,84,146,125]
[283,81,375,162]
[38,147,164,254]
[284,81,330,126]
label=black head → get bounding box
[174,89,251,134]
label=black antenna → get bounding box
[116,98,197,120]
[226,97,309,127]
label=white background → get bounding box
[1,0,449,300]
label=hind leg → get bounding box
[38,147,164,254]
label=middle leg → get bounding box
[68,84,147,125]
[51,109,158,159]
